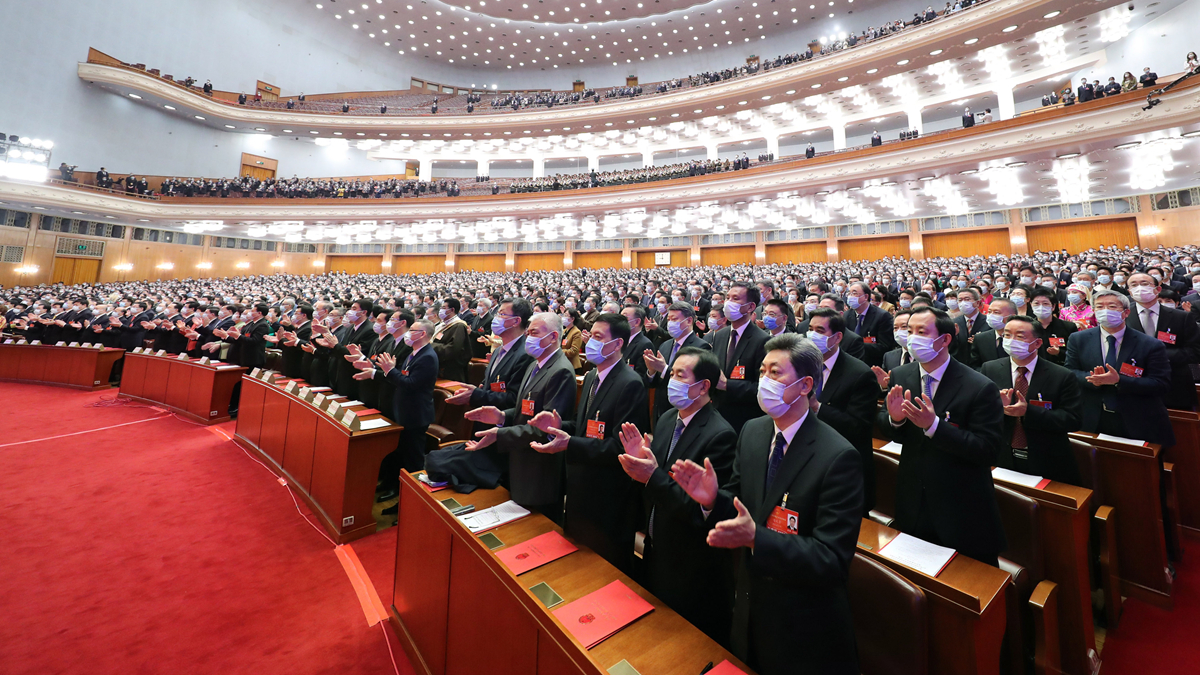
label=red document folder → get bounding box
[497,531,578,575]
[353,408,381,416]
[708,661,748,675]
[551,580,654,649]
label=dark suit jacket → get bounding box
[980,357,1084,485]
[876,358,1007,563]
[1125,304,1200,410]
[1064,327,1176,446]
[330,320,378,398]
[969,328,1008,370]
[496,350,577,507]
[622,331,655,387]
[355,333,394,410]
[843,304,896,367]
[817,351,880,514]
[952,312,990,363]
[433,318,472,383]
[469,335,533,411]
[280,321,312,377]
[562,363,650,573]
[234,319,272,368]
[797,319,867,362]
[641,404,738,645]
[882,346,912,373]
[710,322,770,433]
[707,414,862,674]
[648,333,711,422]
[1034,317,1077,366]
[118,311,153,350]
[384,343,438,428]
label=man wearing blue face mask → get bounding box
[709,282,771,433]
[644,302,711,421]
[760,298,790,338]
[617,348,737,646]
[980,316,1083,485]
[671,334,862,674]
[528,313,650,573]
[446,297,534,415]
[370,318,439,509]
[969,298,1017,370]
[842,281,895,367]
[877,307,1006,566]
[431,297,471,383]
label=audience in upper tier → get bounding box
[157,175,463,198]
[509,154,757,193]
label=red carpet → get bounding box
[0,383,414,675]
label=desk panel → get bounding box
[164,361,194,410]
[119,354,245,423]
[16,347,48,382]
[259,390,291,464]
[120,353,148,397]
[141,358,170,404]
[0,344,124,390]
[236,379,266,447]
[282,400,318,492]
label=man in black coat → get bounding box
[229,303,273,368]
[808,308,880,514]
[530,313,650,574]
[1077,78,1094,102]
[962,107,975,127]
[644,302,710,421]
[618,348,737,646]
[842,282,895,366]
[1124,272,1200,410]
[117,302,154,350]
[980,316,1084,484]
[673,334,862,675]
[466,312,577,523]
[319,299,378,398]
[1140,67,1158,88]
[278,304,313,377]
[432,297,472,383]
[620,304,655,386]
[1065,290,1175,446]
[709,283,771,434]
[952,288,990,362]
[877,307,1006,566]
[372,319,440,505]
[805,143,816,159]
[969,298,1016,369]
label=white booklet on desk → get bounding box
[878,441,903,455]
[457,500,531,533]
[877,533,957,577]
[1094,433,1147,447]
[357,418,391,431]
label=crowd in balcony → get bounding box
[157,175,466,199]
[508,154,759,193]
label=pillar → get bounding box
[907,223,924,260]
[826,235,839,263]
[622,239,633,269]
[532,156,545,178]
[444,250,456,272]
[831,124,847,151]
[996,84,1016,121]
[1007,209,1029,255]
[765,135,780,160]
[755,231,767,264]
[477,158,490,177]
[642,149,654,168]
[706,143,719,161]
[418,157,433,180]
[587,154,599,172]
[906,107,924,135]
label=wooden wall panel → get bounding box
[573,251,623,269]
[701,246,755,266]
[458,254,507,273]
[393,255,446,275]
[326,255,383,275]
[515,252,564,273]
[766,241,827,264]
[1026,219,1139,253]
[51,257,101,285]
[838,236,908,262]
[635,250,686,269]
[922,228,1012,259]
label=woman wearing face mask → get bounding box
[561,307,584,372]
[1059,283,1095,330]
[1028,286,1077,365]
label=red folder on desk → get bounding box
[708,661,748,675]
[497,531,577,575]
[551,580,654,649]
[353,408,381,416]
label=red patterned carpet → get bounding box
[0,381,1195,674]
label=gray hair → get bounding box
[412,318,437,335]
[763,333,823,399]
[1092,289,1130,310]
[531,311,562,336]
[990,298,1017,316]
[667,301,697,320]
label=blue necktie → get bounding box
[1103,335,1119,410]
[648,417,687,538]
[765,432,786,494]
[922,374,934,400]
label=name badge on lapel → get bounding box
[1049,336,1066,348]
[862,336,876,344]
[490,381,506,392]
[1119,361,1143,378]
[731,365,746,380]
[521,399,536,417]
[586,419,606,439]
[1157,330,1177,345]
[766,493,799,535]
[1029,394,1053,410]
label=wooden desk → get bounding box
[118,351,244,423]
[857,519,1009,675]
[1167,407,1200,534]
[872,440,1098,675]
[434,379,473,442]
[1069,432,1171,608]
[392,472,749,675]
[234,375,402,543]
[0,342,123,391]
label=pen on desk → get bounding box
[699,662,714,674]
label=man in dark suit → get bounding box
[969,298,1017,369]
[531,313,650,573]
[617,348,737,646]
[432,298,472,383]
[644,302,710,421]
[468,298,496,360]
[620,304,655,385]
[981,316,1084,484]
[879,309,913,378]
[709,282,771,434]
[962,107,975,127]
[807,308,880,514]
[1125,272,1200,410]
[346,310,396,410]
[1077,78,1094,102]
[319,299,378,398]
[952,287,989,362]
[156,303,186,354]
[1140,67,1158,88]
[672,334,862,674]
[372,319,439,512]
[843,281,895,366]
[798,294,867,362]
[117,302,154,350]
[877,307,1006,566]
[228,303,273,368]
[466,312,577,523]
[805,143,816,159]
[1065,290,1176,446]
[278,305,313,377]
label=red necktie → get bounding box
[1011,366,1029,449]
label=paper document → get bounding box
[458,500,531,533]
[357,418,391,431]
[992,467,1050,489]
[497,531,578,575]
[878,533,957,577]
[1095,433,1148,447]
[339,400,363,407]
[216,365,241,370]
[551,580,654,649]
[879,441,903,455]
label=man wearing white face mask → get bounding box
[617,348,737,646]
[952,287,987,363]
[644,302,711,421]
[1065,290,1175,447]
[878,307,1006,566]
[980,315,1084,485]
[671,334,862,674]
[808,307,879,515]
[1123,272,1199,410]
[709,282,771,434]
[969,298,1017,370]
[371,318,439,509]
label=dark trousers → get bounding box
[906,490,1000,568]
[379,426,429,492]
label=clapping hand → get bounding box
[671,457,719,510]
[529,427,570,454]
[999,388,1027,417]
[642,348,667,375]
[707,498,755,549]
[871,365,890,390]
[616,422,657,483]
[529,409,561,434]
[466,427,499,452]
[345,343,363,362]
[1086,364,1120,386]
[464,405,505,426]
[900,390,937,429]
[445,384,476,405]
[375,352,397,373]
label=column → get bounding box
[418,157,433,180]
[765,135,780,160]
[622,239,633,269]
[908,223,924,260]
[755,231,767,264]
[995,85,1016,121]
[476,158,490,178]
[831,123,847,151]
[826,235,839,263]
[1007,209,1029,254]
[641,149,654,168]
[706,143,719,161]
[532,156,545,178]
[444,250,456,272]
[906,107,924,135]
[587,154,599,172]
[1135,195,1164,248]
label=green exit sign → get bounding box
[77,244,86,251]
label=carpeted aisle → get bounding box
[0,383,414,675]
